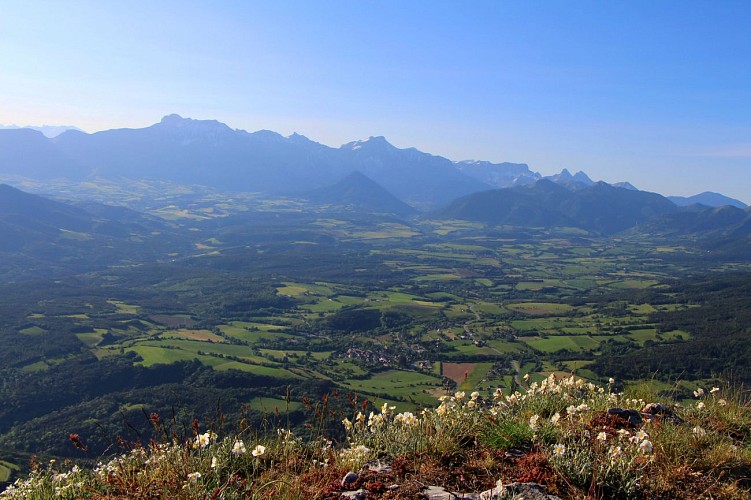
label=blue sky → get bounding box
[1,1,750,202]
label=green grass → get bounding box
[133,339,267,361]
[258,349,331,361]
[506,302,574,315]
[127,345,201,365]
[457,362,494,391]
[18,325,47,335]
[484,340,526,353]
[472,302,507,315]
[20,360,49,372]
[107,299,141,314]
[76,329,107,347]
[520,335,600,353]
[127,344,302,378]
[342,369,443,405]
[0,460,20,482]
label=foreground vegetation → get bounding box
[3,376,749,499]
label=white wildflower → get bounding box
[639,439,653,454]
[231,440,247,455]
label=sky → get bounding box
[1,1,750,202]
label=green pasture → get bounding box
[342,369,443,405]
[218,322,296,344]
[324,361,368,378]
[127,345,201,366]
[159,329,225,343]
[0,460,20,482]
[277,281,335,297]
[444,304,474,319]
[76,329,107,347]
[442,341,502,358]
[247,396,303,413]
[520,335,601,353]
[561,360,594,372]
[351,224,420,240]
[506,302,574,315]
[306,295,366,313]
[425,243,490,252]
[484,340,525,354]
[511,318,562,331]
[134,339,266,361]
[107,300,140,314]
[20,360,50,372]
[19,325,47,335]
[457,362,494,391]
[629,304,657,314]
[412,273,462,282]
[393,249,476,261]
[604,279,660,289]
[259,349,331,361]
[277,284,308,296]
[127,344,301,378]
[472,302,506,315]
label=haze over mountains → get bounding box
[1,114,746,212]
[1,113,750,251]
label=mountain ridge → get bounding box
[0,114,745,208]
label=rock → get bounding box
[422,485,478,499]
[641,402,684,424]
[367,463,392,474]
[498,482,561,499]
[340,488,368,500]
[478,481,504,499]
[607,407,643,426]
[341,471,359,488]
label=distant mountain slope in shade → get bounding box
[433,180,678,234]
[0,124,84,138]
[0,183,101,240]
[0,129,83,179]
[668,192,747,209]
[635,204,751,258]
[643,205,750,234]
[302,171,418,217]
[0,184,177,267]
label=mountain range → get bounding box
[0,123,83,138]
[4,114,745,211]
[0,115,493,209]
[434,179,678,234]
